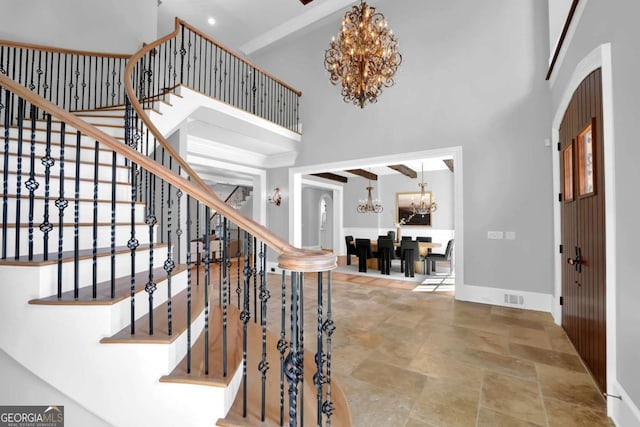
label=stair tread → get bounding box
[0,242,167,266]
[101,265,207,345]
[29,265,187,305]
[160,304,243,387]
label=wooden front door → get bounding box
[559,69,606,392]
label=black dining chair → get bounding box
[386,230,396,242]
[344,235,358,265]
[400,239,421,277]
[424,239,454,275]
[355,238,375,273]
[377,237,395,275]
[396,235,412,257]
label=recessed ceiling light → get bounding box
[207,17,216,26]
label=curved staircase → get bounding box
[0,18,350,427]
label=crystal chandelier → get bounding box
[412,164,437,216]
[324,0,402,108]
[357,180,383,213]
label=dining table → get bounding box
[370,240,442,257]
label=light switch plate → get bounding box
[506,231,516,240]
[488,231,503,240]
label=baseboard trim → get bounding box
[610,380,640,426]
[456,283,553,313]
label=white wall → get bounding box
[0,0,158,53]
[254,0,553,295]
[301,187,332,248]
[549,1,640,422]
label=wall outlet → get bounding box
[488,231,503,240]
[505,231,516,240]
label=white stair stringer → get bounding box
[0,262,242,427]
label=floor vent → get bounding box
[504,294,524,305]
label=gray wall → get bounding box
[266,167,290,264]
[253,0,553,294]
[0,0,157,53]
[549,0,640,412]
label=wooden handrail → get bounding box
[0,73,334,271]
[0,39,129,59]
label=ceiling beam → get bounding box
[387,164,417,178]
[443,159,454,172]
[345,169,378,181]
[311,173,348,183]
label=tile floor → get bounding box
[306,269,614,427]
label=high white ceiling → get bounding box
[157,0,357,55]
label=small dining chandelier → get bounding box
[412,164,437,216]
[357,180,383,213]
[324,0,402,108]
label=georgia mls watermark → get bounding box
[0,406,64,427]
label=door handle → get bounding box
[567,246,582,273]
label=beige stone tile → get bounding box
[465,328,511,355]
[490,313,547,331]
[332,343,373,376]
[384,310,427,328]
[457,347,538,380]
[477,407,543,427]
[490,306,555,324]
[351,359,426,395]
[545,325,578,354]
[536,363,606,409]
[545,397,614,427]
[404,417,438,427]
[342,376,416,427]
[408,348,484,386]
[509,325,553,350]
[367,334,424,368]
[480,371,546,425]
[409,376,480,427]
[510,342,585,372]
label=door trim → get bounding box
[551,43,616,412]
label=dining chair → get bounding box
[344,235,358,265]
[377,237,395,275]
[424,239,454,275]
[355,238,374,273]
[400,239,421,277]
[416,236,433,255]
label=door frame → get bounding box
[551,43,616,407]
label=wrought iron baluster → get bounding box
[40,114,54,259]
[125,98,139,334]
[236,227,241,308]
[286,271,302,427]
[315,272,325,426]
[322,271,336,425]
[278,270,287,427]
[203,206,211,375]
[253,235,257,323]
[73,131,81,299]
[222,216,228,377]
[165,160,174,336]
[160,148,165,243]
[241,231,251,418]
[110,150,116,298]
[55,123,67,298]
[300,273,305,425]
[196,201,200,287]
[26,104,39,260]
[258,241,270,422]
[92,141,99,299]
[13,96,25,260]
[145,166,157,335]
[1,88,10,259]
[186,194,192,373]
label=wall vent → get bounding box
[504,294,524,305]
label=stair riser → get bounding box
[2,136,129,164]
[4,122,126,140]
[0,224,153,257]
[3,172,132,200]
[2,198,146,224]
[9,248,169,296]
[2,154,131,182]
